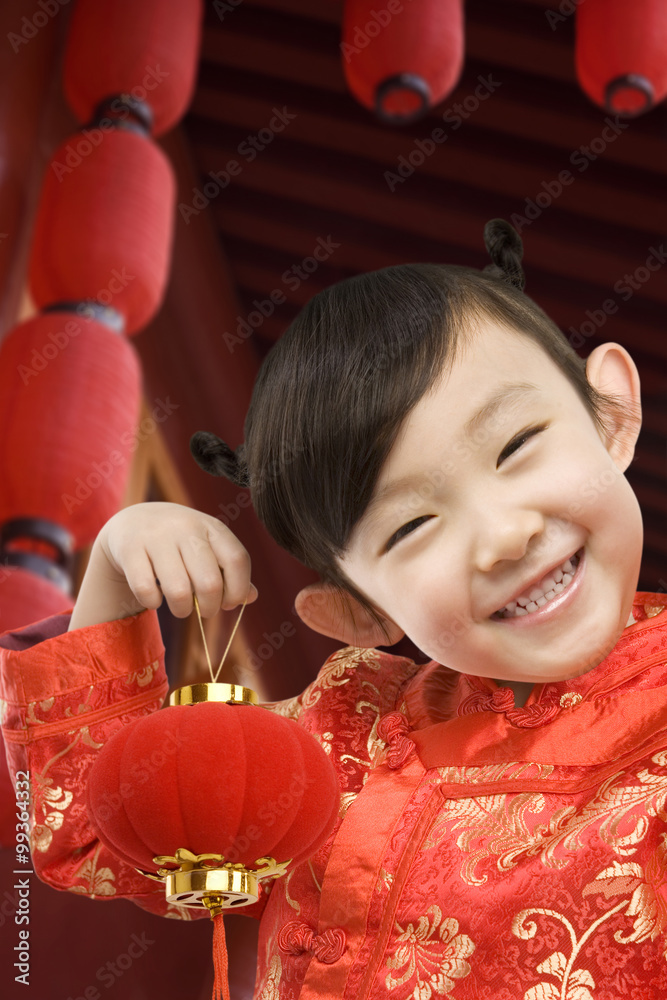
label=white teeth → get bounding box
[495,551,581,618]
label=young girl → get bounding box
[2,220,666,1000]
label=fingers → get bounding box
[104,507,258,621]
[144,527,257,619]
[196,526,256,613]
[122,549,166,612]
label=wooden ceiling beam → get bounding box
[198,22,667,167]
[190,139,667,308]
[210,200,667,355]
[189,84,666,237]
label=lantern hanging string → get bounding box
[193,592,248,684]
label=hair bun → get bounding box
[482,218,526,291]
[189,431,249,488]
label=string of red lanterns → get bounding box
[342,0,667,123]
[0,0,203,844]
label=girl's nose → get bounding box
[473,507,545,574]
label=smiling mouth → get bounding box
[491,549,583,620]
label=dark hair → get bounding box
[192,221,630,641]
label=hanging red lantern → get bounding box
[341,0,464,124]
[63,0,203,137]
[29,128,175,335]
[0,312,142,549]
[86,682,340,999]
[0,565,71,848]
[0,565,71,631]
[576,0,667,116]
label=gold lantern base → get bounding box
[136,849,291,915]
[165,866,258,910]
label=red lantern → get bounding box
[0,313,142,549]
[576,0,667,116]
[86,683,340,999]
[29,128,175,335]
[63,0,203,137]
[342,0,464,123]
[0,566,71,632]
[0,566,71,848]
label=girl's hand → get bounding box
[96,501,258,619]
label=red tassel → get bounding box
[212,913,231,1000]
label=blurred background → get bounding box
[0,1,664,997]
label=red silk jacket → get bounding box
[1,592,667,999]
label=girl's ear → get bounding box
[585,342,642,471]
[294,582,405,648]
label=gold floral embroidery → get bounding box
[582,834,667,956]
[644,605,664,618]
[299,646,383,712]
[316,731,334,754]
[385,905,474,999]
[376,868,394,892]
[128,659,160,687]
[26,698,56,725]
[263,694,302,721]
[513,904,607,1000]
[425,792,574,886]
[513,847,667,1000]
[31,782,74,853]
[435,761,555,785]
[69,845,116,897]
[282,869,301,914]
[258,954,282,1000]
[429,753,667,885]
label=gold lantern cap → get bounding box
[169,682,258,706]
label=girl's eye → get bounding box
[385,515,433,553]
[497,424,547,467]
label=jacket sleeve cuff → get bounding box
[0,609,184,916]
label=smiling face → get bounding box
[337,319,643,686]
